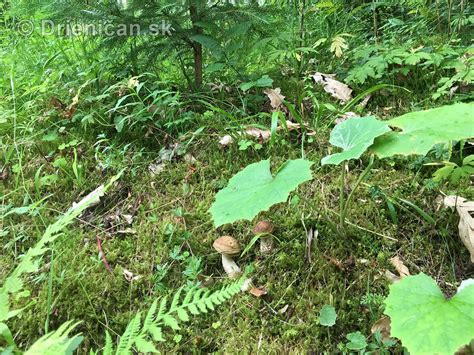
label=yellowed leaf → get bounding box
[390,256,410,278]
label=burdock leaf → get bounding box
[322,116,390,165]
[384,273,474,355]
[209,159,313,227]
[372,103,474,159]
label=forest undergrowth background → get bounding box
[1,0,473,353]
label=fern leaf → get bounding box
[102,331,114,355]
[148,325,165,342]
[170,287,184,310]
[116,313,142,355]
[142,300,158,333]
[134,335,158,354]
[176,309,189,322]
[162,315,180,330]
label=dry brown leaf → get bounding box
[312,72,353,103]
[249,287,267,298]
[123,269,142,282]
[264,88,285,110]
[390,256,410,278]
[245,128,271,141]
[219,135,234,147]
[443,195,474,262]
[371,316,392,341]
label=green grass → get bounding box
[1,120,472,352]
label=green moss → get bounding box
[1,129,471,353]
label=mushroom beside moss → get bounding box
[213,236,242,279]
[253,220,274,254]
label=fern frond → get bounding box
[98,276,246,354]
[24,321,83,355]
[116,313,142,355]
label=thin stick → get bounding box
[97,238,113,273]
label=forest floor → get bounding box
[2,113,473,352]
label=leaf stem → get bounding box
[341,155,375,228]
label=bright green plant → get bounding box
[0,172,122,352]
[384,273,474,355]
[321,116,389,228]
[319,305,337,327]
[321,116,390,166]
[209,159,313,227]
[322,103,474,228]
[91,278,246,354]
[429,154,474,184]
[345,331,368,351]
[371,103,474,158]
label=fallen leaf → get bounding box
[371,316,392,341]
[264,88,285,110]
[184,153,197,165]
[219,135,234,147]
[249,287,268,298]
[240,277,253,292]
[279,304,289,314]
[149,162,166,175]
[49,96,65,111]
[245,128,272,142]
[117,228,137,235]
[123,269,142,282]
[389,256,410,278]
[443,195,474,263]
[123,214,134,225]
[312,72,353,103]
[0,165,10,181]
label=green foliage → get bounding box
[209,159,313,227]
[0,174,121,352]
[23,321,83,355]
[372,103,474,159]
[430,154,474,184]
[384,273,474,355]
[321,116,390,165]
[345,331,368,351]
[96,278,246,354]
[345,42,473,100]
[0,175,121,322]
[319,305,337,327]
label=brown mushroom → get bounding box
[253,220,274,254]
[213,236,241,278]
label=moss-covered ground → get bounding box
[2,114,473,353]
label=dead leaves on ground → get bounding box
[264,88,285,110]
[312,72,353,103]
[385,255,410,284]
[443,195,474,263]
[219,120,314,147]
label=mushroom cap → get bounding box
[213,236,241,256]
[253,220,274,235]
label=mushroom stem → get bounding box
[260,235,274,254]
[221,254,241,278]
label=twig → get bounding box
[97,238,113,273]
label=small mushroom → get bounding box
[213,236,242,279]
[253,220,274,254]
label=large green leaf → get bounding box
[209,159,313,227]
[384,273,474,355]
[372,103,474,158]
[321,116,391,165]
